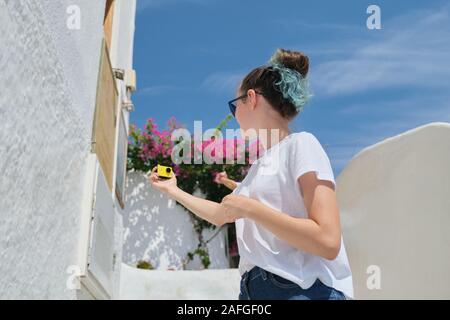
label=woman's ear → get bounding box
[246,89,257,107]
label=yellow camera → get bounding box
[157,164,174,179]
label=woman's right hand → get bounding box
[147,166,179,195]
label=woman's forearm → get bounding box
[245,201,341,260]
[168,187,225,227]
[221,177,239,190]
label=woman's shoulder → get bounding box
[288,131,320,145]
[287,131,328,157]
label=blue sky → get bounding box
[131,0,450,176]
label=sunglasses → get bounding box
[228,91,265,117]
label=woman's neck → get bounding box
[258,126,292,150]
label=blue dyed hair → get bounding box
[239,48,312,119]
[267,58,313,113]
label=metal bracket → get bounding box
[122,100,134,112]
[113,68,125,80]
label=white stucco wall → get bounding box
[0,0,105,299]
[119,263,241,300]
[122,171,230,270]
[110,0,136,71]
[108,0,137,129]
[337,122,450,299]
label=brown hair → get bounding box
[240,48,310,120]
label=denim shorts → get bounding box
[238,266,347,300]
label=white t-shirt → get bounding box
[232,131,354,299]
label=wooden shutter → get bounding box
[103,0,115,50]
[91,40,118,191]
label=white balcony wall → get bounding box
[122,171,230,270]
[338,122,450,299]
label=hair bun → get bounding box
[269,48,309,77]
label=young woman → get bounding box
[148,48,353,300]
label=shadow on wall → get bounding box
[122,171,229,270]
[337,122,450,299]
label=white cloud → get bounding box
[338,93,450,117]
[200,71,244,94]
[136,85,189,96]
[136,72,244,97]
[327,91,450,174]
[136,0,212,12]
[312,7,450,96]
[305,5,450,175]
[136,85,172,95]
[273,19,362,33]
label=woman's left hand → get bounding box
[220,194,259,222]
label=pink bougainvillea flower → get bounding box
[145,118,157,131]
[167,116,183,131]
[229,240,238,257]
[173,164,181,176]
[225,138,245,161]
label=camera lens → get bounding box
[166,168,171,173]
